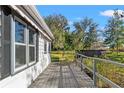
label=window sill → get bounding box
[28,61,36,66]
[13,64,27,74]
[11,62,37,76]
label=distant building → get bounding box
[0,5,54,88]
[91,41,109,50]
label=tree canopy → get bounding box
[44,10,124,51]
[104,10,124,51]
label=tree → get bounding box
[44,14,69,50]
[64,31,74,50]
[73,17,98,50]
[104,10,124,53]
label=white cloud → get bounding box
[68,21,73,25]
[75,17,82,20]
[100,10,124,17]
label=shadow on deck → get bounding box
[29,62,94,88]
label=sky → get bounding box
[36,5,124,31]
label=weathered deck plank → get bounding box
[29,62,94,88]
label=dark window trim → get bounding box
[0,6,11,80]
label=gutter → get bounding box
[9,5,54,41]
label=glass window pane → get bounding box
[49,43,51,52]
[0,6,1,15]
[0,48,1,58]
[29,46,35,62]
[0,15,1,26]
[44,41,47,53]
[0,26,1,37]
[0,15,1,37]
[15,20,25,43]
[15,45,26,68]
[29,29,35,45]
[0,38,1,47]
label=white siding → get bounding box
[0,32,51,88]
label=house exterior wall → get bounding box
[0,6,53,88]
[0,32,51,88]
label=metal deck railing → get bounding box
[76,53,124,88]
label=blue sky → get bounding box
[36,5,124,31]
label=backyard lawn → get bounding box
[83,51,124,87]
[50,51,75,64]
[101,51,124,63]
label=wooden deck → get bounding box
[29,63,94,88]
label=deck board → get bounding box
[29,62,94,88]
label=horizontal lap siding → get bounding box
[38,33,50,70]
[39,34,44,63]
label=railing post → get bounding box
[81,57,83,71]
[75,53,77,66]
[93,59,97,87]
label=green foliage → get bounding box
[44,14,69,50]
[45,10,124,52]
[51,51,75,64]
[73,17,98,50]
[102,51,124,63]
[104,10,124,51]
[83,55,124,87]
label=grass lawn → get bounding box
[84,51,124,87]
[102,51,124,63]
[50,51,75,64]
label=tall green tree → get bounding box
[44,14,69,50]
[64,31,74,50]
[73,17,98,50]
[104,10,124,53]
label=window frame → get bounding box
[28,26,36,65]
[44,39,47,54]
[48,42,51,53]
[11,15,37,74]
[13,16,28,73]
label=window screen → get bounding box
[29,27,36,63]
[36,32,39,62]
[15,45,26,68]
[44,40,47,54]
[48,42,51,52]
[15,20,26,68]
[29,46,35,62]
[29,28,35,45]
[15,20,25,43]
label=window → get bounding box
[15,20,25,43]
[15,45,26,68]
[48,42,51,52]
[15,19,26,69]
[29,27,36,63]
[36,32,39,62]
[13,16,37,72]
[44,40,47,54]
[29,29,35,44]
[29,47,35,62]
